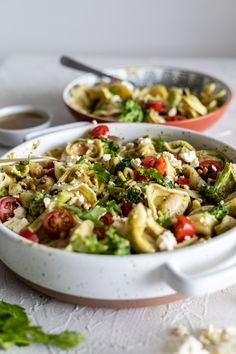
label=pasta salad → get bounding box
[1,124,236,255]
[68,81,226,123]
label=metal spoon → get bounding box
[0,156,57,167]
[60,56,136,86]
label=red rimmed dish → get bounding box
[63,67,232,131]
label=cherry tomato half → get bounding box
[145,100,164,112]
[177,177,189,185]
[199,160,224,180]
[141,156,166,175]
[0,197,21,223]
[165,115,185,122]
[91,125,110,138]
[101,212,113,225]
[173,215,196,243]
[43,209,74,237]
[19,229,39,243]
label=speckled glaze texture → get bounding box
[1,123,236,305]
[63,67,232,131]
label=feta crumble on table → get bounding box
[161,325,236,354]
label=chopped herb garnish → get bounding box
[152,137,167,152]
[126,186,142,203]
[208,203,228,221]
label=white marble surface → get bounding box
[0,55,236,354]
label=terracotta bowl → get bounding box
[63,67,232,132]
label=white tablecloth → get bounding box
[0,56,236,354]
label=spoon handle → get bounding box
[60,56,122,82]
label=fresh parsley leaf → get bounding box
[28,327,84,350]
[93,163,111,183]
[138,166,164,184]
[65,205,107,225]
[0,301,84,350]
[120,99,144,122]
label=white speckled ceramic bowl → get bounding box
[1,123,236,308]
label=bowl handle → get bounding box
[161,259,236,296]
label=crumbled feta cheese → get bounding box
[4,217,29,233]
[83,203,90,210]
[157,230,177,251]
[87,139,93,144]
[168,107,177,117]
[43,197,51,209]
[92,120,98,126]
[76,192,85,204]
[14,206,26,219]
[131,158,141,168]
[163,151,182,170]
[103,154,111,161]
[179,150,199,167]
[138,137,152,144]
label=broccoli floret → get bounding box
[120,99,144,122]
[71,226,130,255]
[208,203,228,221]
[104,227,130,255]
[201,163,236,203]
[115,158,132,172]
[28,190,45,217]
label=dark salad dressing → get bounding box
[0,112,47,130]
